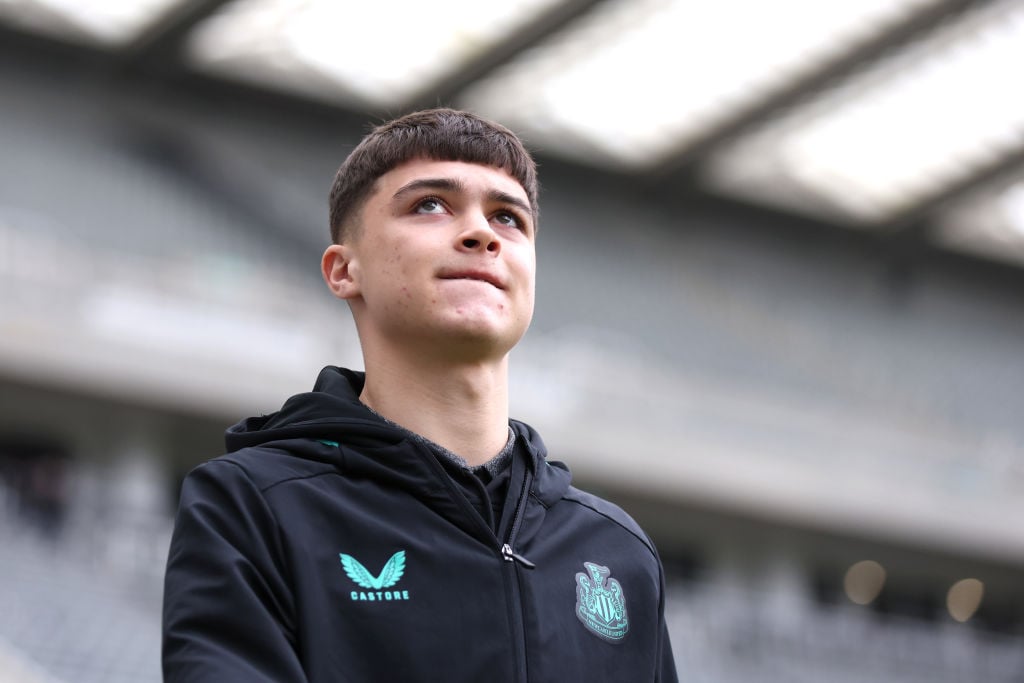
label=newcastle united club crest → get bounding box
[575,561,629,642]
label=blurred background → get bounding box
[1,0,1023,681]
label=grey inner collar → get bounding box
[361,403,515,477]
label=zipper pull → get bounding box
[501,543,536,569]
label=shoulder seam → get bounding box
[561,496,657,561]
[210,455,337,494]
[261,470,340,494]
[206,460,303,605]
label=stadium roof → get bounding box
[2,0,1023,267]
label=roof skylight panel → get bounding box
[186,0,564,108]
[0,0,184,45]
[460,0,941,168]
[934,176,1024,266]
[706,0,1024,224]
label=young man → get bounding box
[162,109,678,682]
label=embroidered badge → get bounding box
[340,550,411,601]
[575,561,629,642]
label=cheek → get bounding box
[523,286,536,318]
[377,248,423,305]
[371,244,407,279]
[513,257,537,318]
[516,253,537,291]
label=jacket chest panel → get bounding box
[269,479,524,681]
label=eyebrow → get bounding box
[392,177,534,221]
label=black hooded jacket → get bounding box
[163,367,678,682]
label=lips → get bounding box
[438,269,504,289]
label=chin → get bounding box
[436,317,528,356]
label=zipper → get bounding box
[501,543,535,569]
[500,466,534,683]
[414,439,535,679]
[500,466,534,565]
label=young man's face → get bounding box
[326,158,537,360]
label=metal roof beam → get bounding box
[401,0,611,112]
[890,147,1024,235]
[112,0,234,75]
[649,0,987,184]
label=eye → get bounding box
[493,211,523,231]
[414,197,447,215]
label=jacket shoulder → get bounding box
[198,440,338,493]
[560,485,658,559]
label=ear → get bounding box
[321,244,361,300]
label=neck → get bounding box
[359,346,511,467]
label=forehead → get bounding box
[372,158,530,205]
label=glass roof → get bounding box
[184,0,564,108]
[935,176,1024,267]
[705,0,1024,224]
[0,0,182,44]
[459,0,940,168]
[3,0,1024,272]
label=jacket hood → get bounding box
[224,366,571,508]
[225,366,389,451]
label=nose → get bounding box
[457,215,501,254]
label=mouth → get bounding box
[438,270,504,290]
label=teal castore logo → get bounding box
[575,561,629,642]
[340,550,410,602]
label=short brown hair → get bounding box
[328,108,539,243]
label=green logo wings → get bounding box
[339,550,406,589]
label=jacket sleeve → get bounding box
[162,459,307,682]
[656,616,678,682]
[655,550,679,682]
